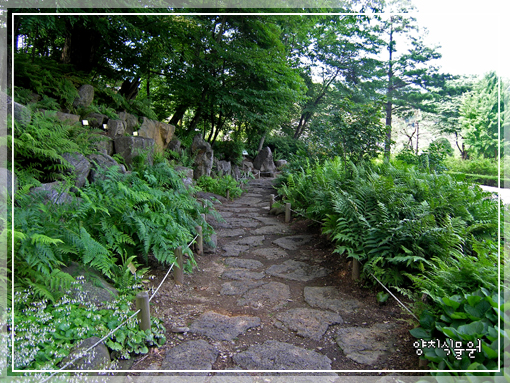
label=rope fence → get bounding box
[276,197,418,322]
[39,224,204,381]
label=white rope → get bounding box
[187,233,200,249]
[40,309,141,382]
[149,263,175,302]
[284,201,419,322]
[289,207,324,225]
[369,271,419,321]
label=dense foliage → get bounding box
[276,156,504,374]
[8,163,215,302]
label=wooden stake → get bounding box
[226,189,230,200]
[136,291,150,331]
[196,225,203,255]
[285,203,291,223]
[352,259,360,280]
[173,246,184,285]
[269,194,275,210]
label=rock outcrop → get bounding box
[138,117,175,153]
[192,134,214,179]
[114,136,155,168]
[253,147,276,174]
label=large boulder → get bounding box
[113,136,155,168]
[61,262,119,304]
[232,165,241,181]
[30,181,74,205]
[174,166,193,188]
[84,112,107,129]
[87,153,127,183]
[7,96,31,126]
[62,152,91,188]
[242,160,254,173]
[107,119,126,139]
[138,117,175,153]
[55,111,80,125]
[118,111,139,135]
[59,336,111,370]
[214,158,231,177]
[73,84,94,109]
[93,136,114,156]
[275,159,288,169]
[167,137,182,155]
[253,147,276,174]
[191,134,214,179]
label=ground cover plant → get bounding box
[197,174,245,199]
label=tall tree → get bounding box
[372,2,449,160]
[460,71,506,159]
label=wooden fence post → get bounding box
[196,225,203,255]
[173,246,184,285]
[285,203,291,223]
[352,259,360,280]
[269,194,275,210]
[226,189,230,201]
[136,291,150,331]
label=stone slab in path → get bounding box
[233,340,332,370]
[272,235,314,251]
[274,308,343,341]
[216,228,245,237]
[236,235,265,247]
[252,224,291,235]
[304,286,362,314]
[266,260,331,282]
[223,218,260,228]
[220,280,266,296]
[225,258,264,269]
[161,340,218,369]
[222,244,250,257]
[221,269,265,280]
[189,311,261,341]
[252,247,288,260]
[237,281,291,310]
[335,323,397,365]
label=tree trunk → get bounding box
[258,132,267,152]
[415,120,419,154]
[169,104,188,126]
[60,20,101,73]
[384,22,394,162]
[119,78,141,101]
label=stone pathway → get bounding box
[126,178,415,377]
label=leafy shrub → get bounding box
[14,53,82,111]
[213,140,245,165]
[410,288,506,375]
[197,175,244,199]
[10,111,83,183]
[7,284,166,372]
[445,156,498,176]
[8,162,218,301]
[277,158,500,290]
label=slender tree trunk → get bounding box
[257,132,267,152]
[211,112,223,145]
[170,104,188,126]
[415,120,419,154]
[384,22,394,162]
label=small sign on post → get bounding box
[135,291,150,331]
[173,246,184,285]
